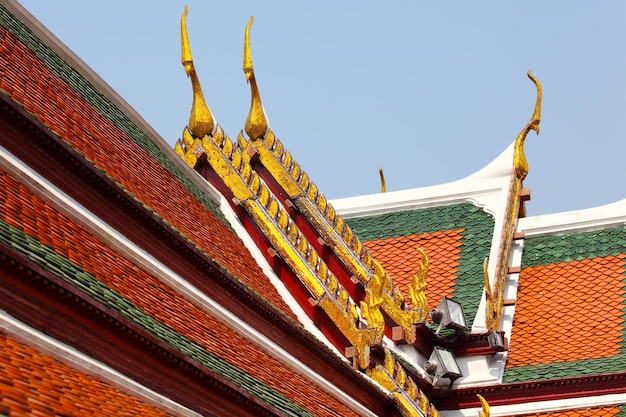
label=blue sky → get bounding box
[16,1,626,215]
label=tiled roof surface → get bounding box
[365,230,463,308]
[346,203,494,327]
[504,227,626,383]
[517,406,626,417]
[0,169,357,416]
[0,4,296,320]
[0,333,171,416]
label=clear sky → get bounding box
[16,1,626,216]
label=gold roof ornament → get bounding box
[180,6,215,139]
[379,167,387,193]
[477,394,490,417]
[243,17,270,141]
[513,71,542,180]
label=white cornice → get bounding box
[0,145,378,417]
[518,198,626,237]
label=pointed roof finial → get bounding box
[379,167,386,193]
[243,16,269,140]
[181,6,215,139]
[513,71,542,180]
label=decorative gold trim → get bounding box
[180,7,215,139]
[366,349,439,417]
[243,16,269,141]
[486,72,541,331]
[477,394,490,417]
[379,167,386,193]
[513,71,542,181]
[243,133,427,342]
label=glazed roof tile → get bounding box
[364,230,463,309]
[504,227,626,383]
[0,333,171,416]
[0,169,358,416]
[0,5,296,320]
[346,203,494,327]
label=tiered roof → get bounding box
[1,1,625,416]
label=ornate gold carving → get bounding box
[379,167,386,193]
[408,248,429,315]
[366,349,439,417]
[483,257,497,330]
[243,133,427,342]
[243,17,269,141]
[487,72,542,331]
[477,394,490,417]
[181,7,215,139]
[514,71,542,181]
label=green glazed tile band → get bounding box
[346,202,495,328]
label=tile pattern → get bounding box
[0,333,172,416]
[0,6,296,320]
[507,256,625,367]
[346,203,495,327]
[504,227,626,383]
[364,230,463,309]
[0,168,357,416]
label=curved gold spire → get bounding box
[513,71,542,180]
[243,16,269,140]
[181,6,215,139]
[379,167,386,193]
[477,394,490,417]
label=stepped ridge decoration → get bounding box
[174,8,437,416]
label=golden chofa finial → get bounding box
[181,6,215,139]
[243,16,270,140]
[513,71,542,180]
[379,167,386,193]
[477,394,490,417]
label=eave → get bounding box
[0,92,397,416]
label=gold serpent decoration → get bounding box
[366,349,439,417]
[486,72,542,331]
[177,9,384,368]
[477,394,490,417]
[243,131,428,342]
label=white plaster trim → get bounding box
[440,392,626,417]
[2,0,222,206]
[0,311,202,417]
[332,143,515,218]
[518,198,626,238]
[0,145,377,417]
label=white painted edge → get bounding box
[0,145,378,417]
[440,392,626,417]
[518,198,626,238]
[0,311,203,417]
[2,0,222,205]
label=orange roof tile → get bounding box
[0,333,171,416]
[0,169,359,417]
[0,27,295,321]
[507,256,626,368]
[364,229,463,306]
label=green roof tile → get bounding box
[0,4,228,228]
[0,218,314,417]
[346,202,495,328]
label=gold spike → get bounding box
[483,257,497,330]
[243,16,269,140]
[477,394,490,417]
[181,6,215,139]
[513,71,542,180]
[379,167,386,193]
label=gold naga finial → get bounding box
[476,394,490,417]
[513,71,542,180]
[379,167,386,193]
[181,6,215,139]
[243,16,270,140]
